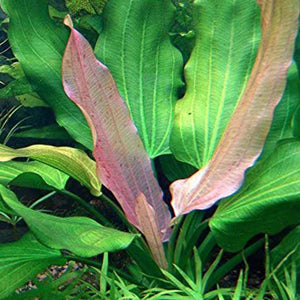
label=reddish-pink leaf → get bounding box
[171,0,299,216]
[62,16,170,240]
[135,193,167,269]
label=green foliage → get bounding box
[0,106,29,145]
[0,62,47,107]
[0,0,300,297]
[0,185,137,257]
[0,160,69,190]
[159,154,196,181]
[13,124,71,141]
[170,0,195,63]
[1,0,93,149]
[170,0,261,168]
[261,63,300,157]
[0,144,101,196]
[6,262,89,300]
[270,225,300,294]
[95,0,183,157]
[66,0,108,15]
[0,232,66,299]
[210,140,300,251]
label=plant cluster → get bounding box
[0,0,299,299]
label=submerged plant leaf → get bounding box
[210,140,300,251]
[262,62,300,157]
[135,193,167,269]
[62,17,171,240]
[1,0,92,149]
[0,185,136,257]
[171,0,299,216]
[0,144,101,196]
[171,0,261,168]
[95,0,183,157]
[0,232,66,299]
[0,160,68,191]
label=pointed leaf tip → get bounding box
[64,14,74,29]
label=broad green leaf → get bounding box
[95,0,183,157]
[262,63,300,156]
[0,144,101,196]
[170,0,261,168]
[1,0,93,149]
[0,232,66,299]
[170,0,299,215]
[62,17,171,241]
[0,160,69,190]
[0,185,136,257]
[209,140,300,252]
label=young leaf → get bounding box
[209,140,300,252]
[171,0,299,215]
[62,17,171,240]
[1,0,93,149]
[0,185,136,257]
[95,0,183,157]
[0,232,66,299]
[0,144,101,196]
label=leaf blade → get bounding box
[0,185,136,257]
[171,0,261,168]
[0,232,66,299]
[1,0,93,149]
[261,62,300,157]
[171,0,299,215]
[0,160,69,191]
[95,0,183,157]
[209,140,300,251]
[0,144,101,196]
[62,18,171,239]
